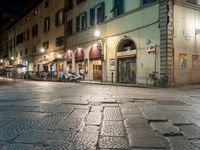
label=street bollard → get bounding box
[111,72,114,83]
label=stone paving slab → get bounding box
[0,118,15,127]
[101,121,125,136]
[143,111,167,121]
[99,137,128,149]
[86,111,102,125]
[121,107,141,115]
[81,125,100,133]
[179,125,200,139]
[150,122,181,136]
[124,117,151,129]
[69,108,89,118]
[33,113,67,130]
[43,140,74,150]
[74,131,99,149]
[14,129,53,144]
[163,112,191,125]
[167,136,198,150]
[58,117,84,131]
[129,136,166,149]
[51,130,76,141]
[0,106,37,112]
[103,107,122,121]
[190,139,200,148]
[1,143,42,150]
[126,128,159,138]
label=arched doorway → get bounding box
[117,39,137,83]
[75,48,85,74]
[89,44,102,81]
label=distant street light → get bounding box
[11,57,14,60]
[0,59,3,63]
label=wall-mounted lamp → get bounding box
[94,30,101,37]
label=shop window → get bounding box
[66,19,73,35]
[56,36,64,46]
[76,12,87,32]
[32,24,38,37]
[141,0,156,5]
[44,17,50,32]
[55,9,64,26]
[111,0,124,17]
[90,2,105,26]
[43,41,49,49]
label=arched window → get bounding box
[118,39,136,52]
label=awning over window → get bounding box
[89,45,101,60]
[65,50,72,62]
[75,48,84,62]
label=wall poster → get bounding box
[192,55,200,70]
[179,53,187,69]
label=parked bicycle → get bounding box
[146,72,171,87]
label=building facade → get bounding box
[3,0,200,85]
[63,0,200,85]
[8,0,65,74]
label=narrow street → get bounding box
[0,79,200,150]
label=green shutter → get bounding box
[90,8,95,26]
[76,16,80,32]
[118,0,124,14]
[100,2,105,22]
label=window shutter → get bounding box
[118,0,124,14]
[76,16,80,32]
[84,11,87,28]
[90,8,95,26]
[100,2,105,22]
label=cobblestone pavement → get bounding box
[0,80,200,150]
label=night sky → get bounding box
[0,0,35,15]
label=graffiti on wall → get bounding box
[179,53,187,69]
[192,55,200,70]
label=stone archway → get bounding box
[117,39,137,83]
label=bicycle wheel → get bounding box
[146,77,154,86]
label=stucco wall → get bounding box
[66,2,160,83]
[174,4,200,85]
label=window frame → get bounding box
[90,2,105,26]
[55,9,64,26]
[44,17,50,32]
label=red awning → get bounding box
[75,48,84,62]
[89,45,101,60]
[65,50,72,62]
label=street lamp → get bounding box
[40,48,45,53]
[0,59,3,63]
[94,30,101,38]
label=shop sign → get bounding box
[109,59,115,71]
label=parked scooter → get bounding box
[63,71,81,83]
